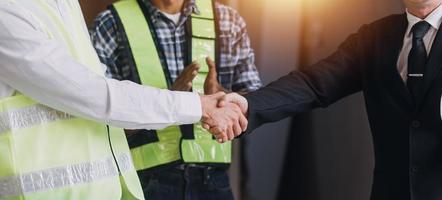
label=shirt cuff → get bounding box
[173,91,202,124]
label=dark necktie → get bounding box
[407,21,431,101]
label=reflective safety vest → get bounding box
[0,0,143,199]
[111,0,232,172]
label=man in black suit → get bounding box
[203,0,442,199]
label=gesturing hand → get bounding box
[200,92,248,143]
[204,57,226,94]
[171,62,200,91]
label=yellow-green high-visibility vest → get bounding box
[0,1,143,199]
[111,0,232,172]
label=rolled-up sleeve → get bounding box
[0,4,201,130]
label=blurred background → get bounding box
[79,0,404,199]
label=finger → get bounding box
[206,57,217,80]
[202,123,211,130]
[238,112,248,133]
[231,105,248,132]
[189,69,199,81]
[211,91,226,100]
[218,134,228,143]
[228,108,243,138]
[201,116,215,126]
[223,117,235,141]
[217,98,227,107]
[183,68,200,83]
[177,63,199,84]
[185,62,200,75]
[173,66,199,91]
[193,61,201,70]
[214,132,225,143]
[231,119,241,140]
[187,61,200,69]
[186,82,192,89]
[210,127,226,142]
[206,57,215,66]
[207,92,226,108]
[226,124,234,142]
[177,62,198,81]
[217,94,229,107]
[212,124,228,142]
[212,128,224,138]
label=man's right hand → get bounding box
[171,62,200,91]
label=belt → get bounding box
[175,164,213,170]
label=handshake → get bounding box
[173,57,249,143]
[199,92,248,143]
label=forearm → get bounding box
[245,71,321,131]
[0,12,202,130]
[101,79,202,129]
[0,56,201,130]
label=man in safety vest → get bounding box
[0,0,247,199]
[90,0,262,199]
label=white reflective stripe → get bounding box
[0,153,133,198]
[0,104,73,134]
[116,152,134,172]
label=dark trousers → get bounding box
[139,165,234,200]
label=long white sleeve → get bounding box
[0,3,202,130]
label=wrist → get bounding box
[199,94,207,119]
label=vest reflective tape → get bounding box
[0,104,73,134]
[112,0,231,172]
[0,153,133,198]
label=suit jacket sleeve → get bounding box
[245,25,373,132]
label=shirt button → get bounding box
[411,120,421,128]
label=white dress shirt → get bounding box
[0,0,202,130]
[397,5,442,82]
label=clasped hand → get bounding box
[200,92,248,143]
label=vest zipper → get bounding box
[107,125,122,174]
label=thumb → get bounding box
[206,57,217,80]
[211,91,226,99]
[218,93,248,114]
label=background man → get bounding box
[90,0,261,199]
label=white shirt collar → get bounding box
[406,4,442,36]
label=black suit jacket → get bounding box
[245,14,442,200]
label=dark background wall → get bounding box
[234,1,301,200]
[79,1,405,200]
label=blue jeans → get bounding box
[139,165,234,200]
